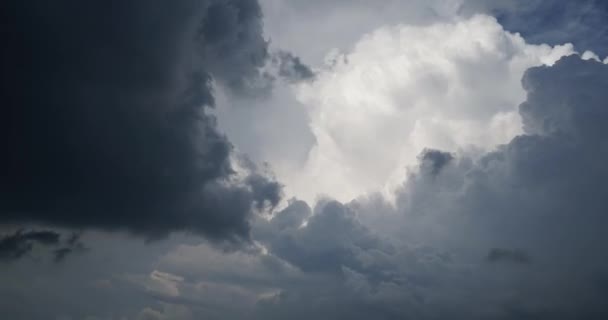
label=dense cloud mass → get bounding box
[2,1,608,319]
[350,56,608,319]
[0,0,281,240]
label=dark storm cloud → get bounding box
[0,0,281,241]
[199,0,271,94]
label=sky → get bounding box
[1,0,608,319]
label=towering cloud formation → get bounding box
[0,0,281,241]
[285,15,573,203]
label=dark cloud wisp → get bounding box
[0,229,60,262]
[273,51,316,82]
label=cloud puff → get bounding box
[261,0,607,65]
[0,0,282,241]
[258,200,393,275]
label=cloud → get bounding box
[0,231,187,319]
[0,229,87,262]
[272,51,316,82]
[418,149,454,176]
[349,55,608,318]
[259,0,465,65]
[230,54,608,320]
[0,0,281,241]
[283,15,573,203]
[2,2,608,320]
[258,200,393,275]
[0,229,60,261]
[190,12,608,316]
[200,0,272,95]
[250,2,607,205]
[53,233,88,263]
[225,3,600,204]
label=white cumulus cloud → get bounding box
[284,15,574,203]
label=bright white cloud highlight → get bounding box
[284,15,574,203]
